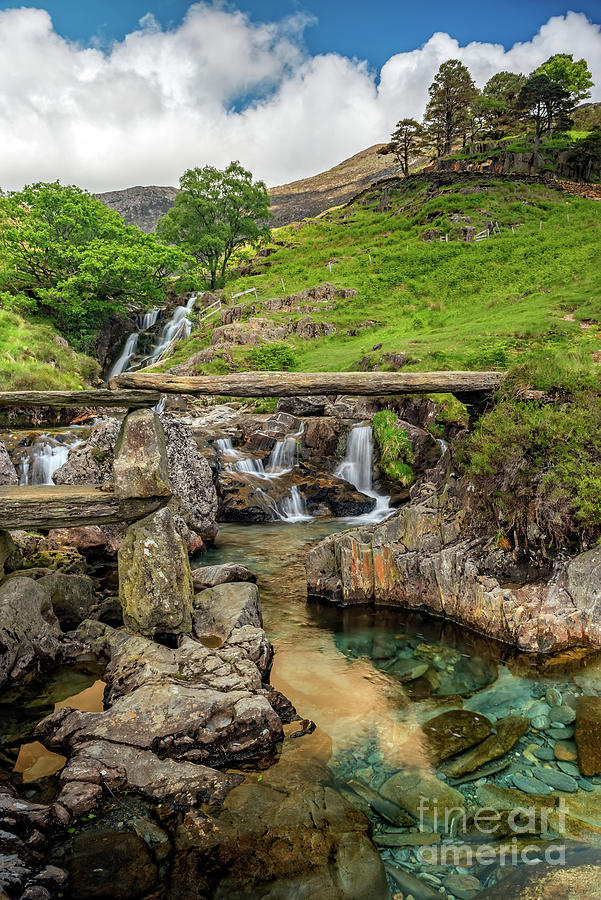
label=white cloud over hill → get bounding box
[0,4,599,191]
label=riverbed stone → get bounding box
[192,563,257,591]
[477,850,601,898]
[554,740,578,762]
[511,774,553,795]
[0,577,63,689]
[113,409,170,500]
[549,704,576,725]
[575,695,601,776]
[422,709,493,765]
[441,715,529,778]
[534,767,579,792]
[444,872,482,900]
[379,770,465,825]
[118,506,193,636]
[65,831,158,900]
[0,442,18,486]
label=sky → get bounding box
[0,1,599,192]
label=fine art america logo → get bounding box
[415,797,567,867]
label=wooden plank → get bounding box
[111,371,503,397]
[0,485,168,530]
[0,389,161,410]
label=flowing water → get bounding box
[107,332,140,379]
[200,521,601,896]
[336,423,393,523]
[145,293,198,365]
[3,428,87,485]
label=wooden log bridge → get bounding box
[0,389,161,409]
[111,370,503,397]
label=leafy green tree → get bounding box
[0,181,186,350]
[389,118,424,176]
[423,59,477,156]
[157,161,271,289]
[481,71,526,137]
[571,127,601,180]
[535,53,593,104]
[517,74,573,153]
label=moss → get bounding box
[373,410,415,486]
[23,548,87,574]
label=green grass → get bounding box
[0,309,99,390]
[161,176,601,379]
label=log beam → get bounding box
[0,389,161,410]
[0,486,168,530]
[110,371,502,398]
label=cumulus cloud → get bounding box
[0,4,599,192]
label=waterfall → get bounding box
[107,332,140,379]
[278,486,311,522]
[335,423,392,523]
[146,293,198,364]
[335,425,373,493]
[215,438,267,477]
[266,424,304,475]
[18,434,83,486]
[138,308,160,331]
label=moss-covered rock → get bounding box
[22,548,87,574]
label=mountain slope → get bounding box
[97,145,400,231]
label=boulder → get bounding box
[441,715,529,778]
[112,409,170,500]
[379,770,465,826]
[38,573,97,628]
[295,316,336,340]
[297,473,377,517]
[276,396,329,417]
[118,506,194,636]
[0,442,18,485]
[301,417,342,463]
[192,563,257,591]
[193,583,262,643]
[43,526,108,554]
[422,709,493,765]
[575,695,601,776]
[0,577,62,689]
[218,472,279,522]
[65,831,158,900]
[0,529,20,578]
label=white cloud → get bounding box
[0,4,598,192]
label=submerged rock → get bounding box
[422,709,493,764]
[65,831,158,900]
[441,715,529,778]
[379,769,465,825]
[118,506,194,636]
[575,695,601,776]
[0,577,63,689]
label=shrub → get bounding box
[246,342,296,371]
[373,410,414,485]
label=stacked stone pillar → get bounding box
[113,409,194,637]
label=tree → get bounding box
[157,161,271,289]
[423,60,477,156]
[389,118,424,176]
[517,74,573,153]
[535,53,593,104]
[481,71,526,137]
[0,181,186,350]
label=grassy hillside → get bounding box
[0,309,99,391]
[161,174,601,377]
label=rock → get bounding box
[388,659,429,682]
[575,695,601,775]
[531,715,550,730]
[444,872,482,899]
[306,486,601,651]
[533,746,555,761]
[193,583,262,644]
[44,526,108,554]
[379,770,465,825]
[385,866,439,899]
[301,417,342,463]
[511,773,553,795]
[557,760,581,777]
[217,472,280,522]
[295,471,377,517]
[276,396,329,417]
[56,781,103,817]
[547,725,574,740]
[441,716,529,778]
[0,442,18,485]
[66,831,158,900]
[0,577,62,689]
[0,529,19,578]
[554,741,578,762]
[192,563,257,591]
[546,687,562,707]
[171,732,390,900]
[112,409,170,500]
[22,547,87,574]
[38,573,96,628]
[534,767,579,792]
[549,704,576,725]
[118,506,194,636]
[422,709,493,765]
[476,850,601,898]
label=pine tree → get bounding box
[423,60,477,156]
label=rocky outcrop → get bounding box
[37,572,97,629]
[118,506,194,636]
[112,409,170,500]
[306,479,601,652]
[0,577,63,689]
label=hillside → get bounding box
[96,145,400,231]
[154,172,601,378]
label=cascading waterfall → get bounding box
[18,434,84,486]
[215,438,268,477]
[107,332,140,379]
[146,293,198,364]
[335,423,392,523]
[278,487,311,522]
[266,424,304,475]
[138,308,160,331]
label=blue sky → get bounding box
[0,2,599,190]
[2,1,599,64]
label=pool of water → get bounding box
[200,520,601,896]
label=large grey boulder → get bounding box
[112,409,170,500]
[38,572,97,628]
[0,577,62,688]
[192,562,257,591]
[193,582,262,643]
[118,506,194,636]
[0,529,21,578]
